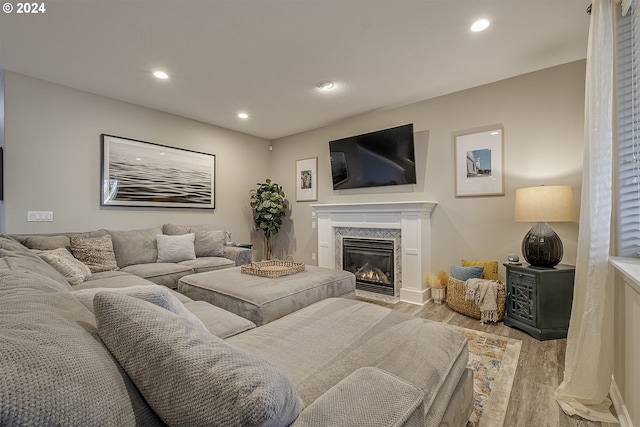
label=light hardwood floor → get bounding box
[355,296,619,427]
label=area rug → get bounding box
[446,325,522,427]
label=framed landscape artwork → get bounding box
[296,157,318,202]
[454,126,504,197]
[101,134,216,208]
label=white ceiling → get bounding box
[0,0,591,140]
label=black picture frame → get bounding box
[101,134,215,209]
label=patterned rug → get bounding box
[446,325,522,427]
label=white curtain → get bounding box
[554,0,618,423]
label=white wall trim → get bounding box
[610,376,634,427]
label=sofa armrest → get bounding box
[292,367,424,427]
[223,246,252,266]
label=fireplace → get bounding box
[312,201,436,305]
[343,238,395,296]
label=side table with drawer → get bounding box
[503,263,575,340]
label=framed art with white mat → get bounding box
[295,157,317,202]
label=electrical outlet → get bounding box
[27,211,54,222]
[311,221,316,229]
[312,253,316,260]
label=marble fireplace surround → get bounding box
[311,201,437,305]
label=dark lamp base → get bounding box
[522,222,563,268]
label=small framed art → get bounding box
[454,126,504,197]
[295,157,318,202]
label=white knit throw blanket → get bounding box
[465,278,498,323]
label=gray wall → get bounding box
[2,71,270,243]
[270,60,586,280]
[2,62,585,276]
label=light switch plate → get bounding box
[27,211,54,222]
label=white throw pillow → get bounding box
[156,233,196,263]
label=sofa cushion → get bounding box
[228,298,469,426]
[0,271,164,426]
[70,234,119,273]
[183,300,256,338]
[75,269,162,288]
[73,285,207,330]
[35,248,92,286]
[121,263,193,289]
[108,227,162,268]
[71,270,193,304]
[94,292,304,427]
[162,224,226,257]
[156,233,196,263]
[291,367,424,427]
[23,235,71,251]
[179,256,235,273]
[0,236,71,289]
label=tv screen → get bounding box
[329,123,416,190]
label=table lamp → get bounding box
[514,185,576,267]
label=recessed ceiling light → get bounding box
[316,80,335,90]
[153,71,169,80]
[238,112,249,119]
[471,19,490,32]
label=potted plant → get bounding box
[427,270,449,304]
[250,179,287,260]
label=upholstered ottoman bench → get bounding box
[177,265,355,326]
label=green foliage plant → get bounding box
[249,179,287,260]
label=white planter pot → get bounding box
[431,287,446,304]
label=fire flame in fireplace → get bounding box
[355,263,391,285]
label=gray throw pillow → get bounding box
[108,227,162,268]
[156,233,196,263]
[73,285,207,331]
[450,265,484,281]
[94,292,304,427]
[70,234,119,273]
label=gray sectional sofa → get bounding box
[10,224,251,289]
[0,230,474,426]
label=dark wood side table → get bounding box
[503,263,575,340]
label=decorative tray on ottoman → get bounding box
[240,259,305,278]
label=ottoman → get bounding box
[177,265,356,326]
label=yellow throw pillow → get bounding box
[461,260,498,281]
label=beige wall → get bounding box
[2,71,270,243]
[270,60,586,279]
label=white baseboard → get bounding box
[399,287,429,305]
[610,376,634,427]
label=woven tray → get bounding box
[446,277,506,321]
[241,259,305,278]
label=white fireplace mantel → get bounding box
[311,201,437,305]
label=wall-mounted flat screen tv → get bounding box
[329,123,416,190]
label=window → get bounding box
[617,2,639,256]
